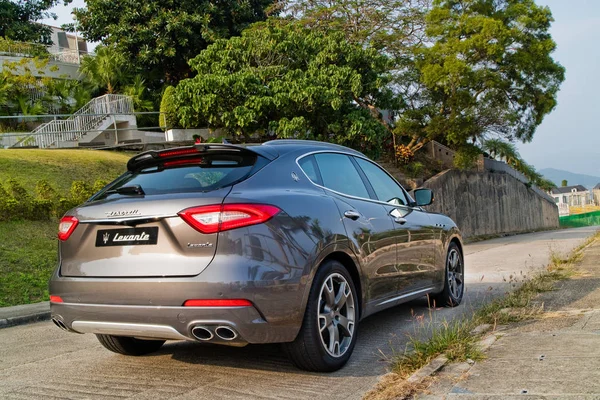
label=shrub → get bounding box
[0,178,109,220]
[453,144,481,171]
[159,86,180,130]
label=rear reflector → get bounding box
[183,299,253,307]
[179,204,280,234]
[58,216,79,241]
[50,295,63,303]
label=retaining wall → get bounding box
[420,169,559,239]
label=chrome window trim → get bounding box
[295,150,417,210]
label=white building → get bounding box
[549,185,591,207]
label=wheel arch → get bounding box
[321,251,363,319]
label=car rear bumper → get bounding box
[50,300,298,345]
[49,251,311,344]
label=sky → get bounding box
[40,0,600,177]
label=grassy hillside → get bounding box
[0,220,57,306]
[0,149,132,306]
[0,149,132,192]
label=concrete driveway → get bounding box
[0,227,596,399]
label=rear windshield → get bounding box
[92,153,259,199]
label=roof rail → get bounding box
[262,139,361,153]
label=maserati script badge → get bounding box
[104,209,141,218]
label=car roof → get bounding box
[256,139,366,158]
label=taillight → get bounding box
[58,216,79,241]
[183,299,253,307]
[179,204,281,234]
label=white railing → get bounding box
[10,94,134,148]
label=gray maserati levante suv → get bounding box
[50,139,464,372]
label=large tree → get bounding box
[71,0,275,88]
[0,0,58,44]
[397,0,565,152]
[174,20,396,156]
[279,0,564,157]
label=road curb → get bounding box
[0,302,50,329]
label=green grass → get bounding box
[0,220,58,307]
[0,149,131,193]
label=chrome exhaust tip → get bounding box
[191,326,214,341]
[52,317,69,332]
[215,326,238,341]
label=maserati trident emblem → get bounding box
[104,209,141,218]
[103,232,110,244]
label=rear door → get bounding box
[306,153,398,303]
[60,147,268,277]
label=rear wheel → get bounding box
[283,260,359,372]
[433,242,464,307]
[96,334,165,356]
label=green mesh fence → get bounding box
[560,211,600,228]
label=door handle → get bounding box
[343,210,361,220]
[394,217,407,225]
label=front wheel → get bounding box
[96,334,165,356]
[433,242,464,307]
[283,260,359,372]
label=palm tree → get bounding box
[79,46,129,94]
[123,75,154,112]
[482,138,520,165]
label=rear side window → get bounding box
[298,155,321,184]
[94,154,259,199]
[312,153,370,199]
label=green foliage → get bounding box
[0,220,57,307]
[0,0,59,44]
[561,179,568,187]
[175,19,395,156]
[453,144,480,171]
[0,37,49,57]
[71,0,275,89]
[400,0,565,148]
[404,161,424,179]
[159,86,179,130]
[0,178,106,221]
[79,45,130,94]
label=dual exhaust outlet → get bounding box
[191,325,238,341]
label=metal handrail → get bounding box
[10,94,134,149]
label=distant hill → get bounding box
[539,168,600,189]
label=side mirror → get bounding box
[414,188,434,206]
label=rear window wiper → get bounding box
[105,184,145,196]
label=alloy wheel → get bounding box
[447,248,464,299]
[317,273,356,358]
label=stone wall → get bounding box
[419,169,559,239]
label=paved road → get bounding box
[0,227,597,400]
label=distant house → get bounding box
[593,183,600,206]
[549,185,591,207]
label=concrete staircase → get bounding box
[10,94,135,149]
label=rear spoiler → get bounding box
[126,143,279,171]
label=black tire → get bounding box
[96,334,165,356]
[433,242,464,307]
[283,260,359,372]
